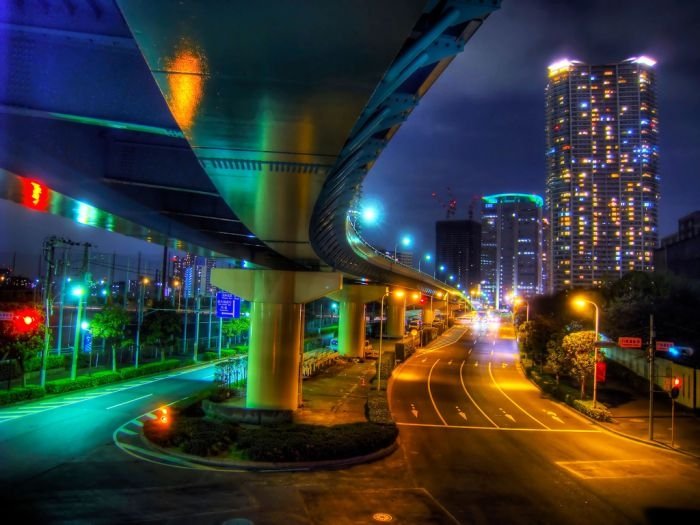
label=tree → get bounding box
[562,331,597,399]
[222,317,250,348]
[142,310,181,360]
[91,304,129,372]
[545,337,568,385]
[518,317,559,370]
[0,304,45,387]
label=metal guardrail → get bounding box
[302,348,339,378]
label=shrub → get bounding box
[45,371,122,394]
[236,422,397,462]
[144,415,238,456]
[119,359,185,380]
[0,385,46,406]
[367,390,393,424]
[24,354,66,373]
[199,352,218,362]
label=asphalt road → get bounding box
[1,326,699,524]
[390,321,700,524]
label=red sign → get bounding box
[595,361,607,383]
[618,337,642,349]
[656,341,674,352]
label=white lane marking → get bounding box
[488,361,550,430]
[545,410,565,424]
[497,407,516,423]
[456,406,467,421]
[459,360,499,428]
[448,360,453,365]
[119,428,137,435]
[396,422,599,432]
[473,361,478,367]
[106,393,153,410]
[427,359,448,426]
[410,403,419,418]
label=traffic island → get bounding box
[140,358,399,469]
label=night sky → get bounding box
[2,0,699,275]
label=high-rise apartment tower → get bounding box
[545,56,659,292]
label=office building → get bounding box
[481,193,543,309]
[545,56,659,291]
[435,220,481,292]
[655,211,700,281]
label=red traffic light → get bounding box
[11,307,42,336]
[671,377,681,399]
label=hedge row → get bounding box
[45,371,123,394]
[119,359,193,380]
[144,415,238,457]
[525,367,612,421]
[0,385,46,406]
[236,422,398,462]
[0,358,199,401]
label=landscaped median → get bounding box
[142,366,399,467]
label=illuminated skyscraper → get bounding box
[545,56,659,291]
[481,194,543,309]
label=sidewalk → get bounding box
[594,368,700,458]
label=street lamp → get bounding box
[418,253,431,273]
[135,277,149,369]
[173,279,182,311]
[513,296,529,322]
[572,297,600,408]
[69,284,85,380]
[377,287,391,391]
[394,235,412,261]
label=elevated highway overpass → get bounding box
[1,0,501,410]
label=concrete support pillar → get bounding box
[212,269,341,411]
[328,285,386,358]
[423,305,435,325]
[386,293,406,338]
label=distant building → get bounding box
[435,220,481,292]
[655,211,700,281]
[545,56,659,292]
[481,194,543,309]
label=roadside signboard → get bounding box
[618,337,642,349]
[656,341,674,352]
[0,312,12,321]
[216,291,241,319]
[83,332,93,353]
[595,361,607,383]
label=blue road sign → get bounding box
[216,292,241,319]
[83,332,93,353]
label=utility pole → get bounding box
[648,313,655,441]
[56,248,69,354]
[39,237,56,387]
[71,242,92,380]
[193,294,201,362]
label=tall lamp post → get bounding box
[394,235,412,262]
[418,253,431,273]
[377,288,390,391]
[513,297,529,323]
[135,277,149,369]
[572,297,600,408]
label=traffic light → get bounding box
[11,307,42,336]
[671,377,681,399]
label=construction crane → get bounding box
[431,187,457,219]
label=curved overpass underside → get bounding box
[1,0,501,410]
